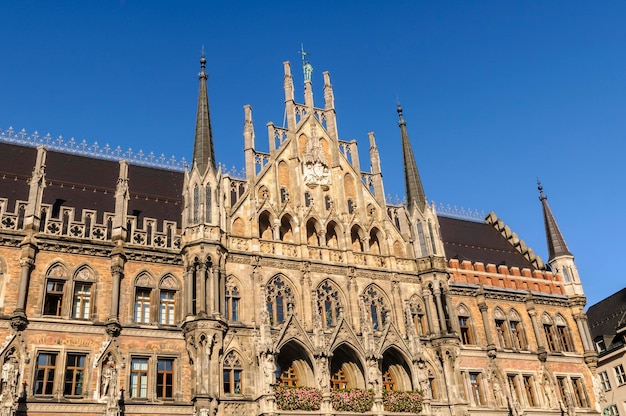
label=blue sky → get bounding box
[1,1,624,308]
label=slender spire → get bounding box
[538,181,572,261]
[192,50,216,174]
[398,104,426,213]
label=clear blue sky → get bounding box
[1,1,624,308]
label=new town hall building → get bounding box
[0,55,603,415]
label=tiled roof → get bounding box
[438,216,536,270]
[587,287,626,339]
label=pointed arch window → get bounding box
[266,276,294,325]
[428,221,437,254]
[542,314,559,351]
[72,267,95,320]
[363,285,389,331]
[409,300,428,336]
[457,305,474,345]
[193,185,199,224]
[158,275,179,325]
[417,223,427,256]
[205,185,212,223]
[223,351,242,394]
[316,280,342,328]
[556,314,574,352]
[134,273,156,324]
[43,264,68,317]
[225,279,240,322]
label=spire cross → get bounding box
[299,43,313,81]
[537,178,547,201]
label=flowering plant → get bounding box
[331,388,374,413]
[382,390,423,413]
[274,386,322,411]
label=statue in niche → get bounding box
[316,356,329,390]
[366,358,382,396]
[0,350,19,406]
[302,125,330,189]
[416,360,431,399]
[100,355,118,406]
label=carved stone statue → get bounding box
[261,353,276,393]
[316,356,329,390]
[367,359,382,396]
[0,351,19,408]
[100,355,118,406]
[417,360,431,399]
[492,377,505,407]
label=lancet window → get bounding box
[223,351,243,394]
[266,275,294,325]
[316,280,342,328]
[363,285,389,330]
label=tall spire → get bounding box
[538,181,572,261]
[398,104,426,213]
[192,51,216,174]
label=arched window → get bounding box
[225,278,240,322]
[416,222,427,257]
[555,314,574,352]
[542,313,559,352]
[363,285,389,330]
[316,280,342,328]
[193,185,199,224]
[351,226,364,252]
[427,221,437,255]
[205,185,212,224]
[369,228,381,255]
[326,221,339,249]
[457,304,474,345]
[223,351,242,394]
[134,272,156,324]
[159,275,179,325]
[259,211,272,240]
[508,309,527,350]
[409,298,428,336]
[306,218,320,246]
[43,263,69,317]
[266,275,294,325]
[494,307,510,349]
[279,214,293,242]
[71,266,96,320]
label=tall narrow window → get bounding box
[428,222,437,254]
[130,358,149,398]
[510,319,526,350]
[417,223,427,256]
[544,323,558,351]
[205,185,212,223]
[428,371,438,399]
[64,353,86,396]
[193,185,199,223]
[599,371,611,391]
[225,283,240,322]
[304,191,312,207]
[159,290,175,325]
[265,276,293,325]
[347,199,355,214]
[459,316,473,345]
[572,377,588,407]
[317,280,342,328]
[34,352,57,395]
[134,288,151,323]
[363,285,388,331]
[556,377,568,405]
[556,319,573,352]
[508,374,522,404]
[223,351,242,394]
[157,358,174,398]
[280,187,289,203]
[44,280,65,316]
[469,372,485,405]
[615,364,626,385]
[495,319,510,348]
[522,375,537,407]
[72,282,92,319]
[325,195,332,210]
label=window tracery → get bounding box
[316,280,342,328]
[266,275,294,325]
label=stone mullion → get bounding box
[14,258,34,315]
[422,287,438,335]
[197,263,207,316]
[433,286,446,335]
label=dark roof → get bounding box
[0,143,37,211]
[587,287,626,339]
[438,216,536,270]
[0,142,183,226]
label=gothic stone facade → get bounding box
[0,58,601,416]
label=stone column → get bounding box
[14,257,34,316]
[185,265,195,317]
[433,286,447,335]
[109,265,123,320]
[422,287,438,335]
[574,314,591,351]
[479,303,494,348]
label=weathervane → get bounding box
[299,43,313,81]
